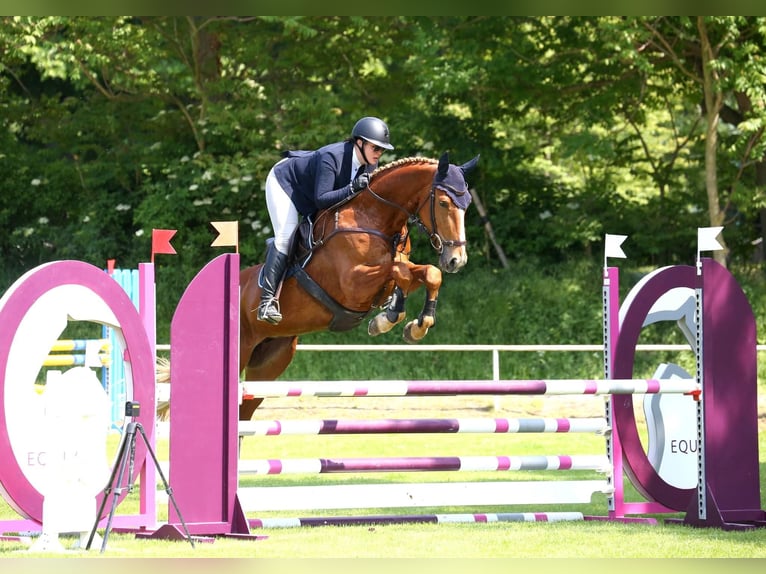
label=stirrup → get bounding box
[256,298,282,324]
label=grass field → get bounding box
[2,388,766,560]
[4,249,766,568]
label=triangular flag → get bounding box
[151,229,177,263]
[211,221,239,251]
[107,259,116,275]
[604,234,628,260]
[697,226,724,252]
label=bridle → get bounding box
[365,181,467,254]
[311,168,468,259]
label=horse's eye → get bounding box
[439,200,449,208]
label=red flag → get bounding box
[107,259,116,275]
[151,229,177,263]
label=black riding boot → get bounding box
[257,246,289,324]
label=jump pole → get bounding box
[239,378,696,397]
[238,416,609,435]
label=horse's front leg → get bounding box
[401,262,442,344]
[368,263,412,337]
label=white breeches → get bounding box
[265,160,300,255]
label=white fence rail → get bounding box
[292,344,694,351]
[155,342,707,382]
[157,343,698,352]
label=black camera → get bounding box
[125,401,141,417]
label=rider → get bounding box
[257,116,395,324]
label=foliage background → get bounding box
[2,16,766,341]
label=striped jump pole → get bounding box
[43,353,111,367]
[49,338,109,352]
[239,454,611,475]
[250,511,586,529]
[239,417,608,436]
[241,378,699,398]
[44,338,111,368]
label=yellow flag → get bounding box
[211,221,239,251]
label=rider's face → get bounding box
[365,141,385,161]
[356,139,385,164]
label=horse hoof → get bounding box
[403,322,427,344]
[368,313,395,337]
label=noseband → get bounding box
[407,184,467,254]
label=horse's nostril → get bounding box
[441,257,460,273]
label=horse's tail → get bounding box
[156,356,171,421]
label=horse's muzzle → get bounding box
[440,248,467,273]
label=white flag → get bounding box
[697,227,724,252]
[604,234,628,259]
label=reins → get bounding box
[310,163,466,257]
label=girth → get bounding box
[285,201,405,332]
[288,266,372,332]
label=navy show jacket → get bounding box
[273,140,375,217]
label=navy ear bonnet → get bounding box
[433,153,480,210]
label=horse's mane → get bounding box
[371,156,437,179]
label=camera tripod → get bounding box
[86,417,195,553]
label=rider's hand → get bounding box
[351,171,370,192]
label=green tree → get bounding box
[3,15,766,299]
[615,16,766,265]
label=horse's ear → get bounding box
[460,154,480,176]
[438,152,450,177]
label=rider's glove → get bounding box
[351,171,370,192]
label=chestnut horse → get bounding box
[237,153,478,420]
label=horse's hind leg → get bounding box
[402,263,442,344]
[240,336,298,420]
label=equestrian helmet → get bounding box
[352,117,394,150]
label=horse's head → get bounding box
[420,152,479,273]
